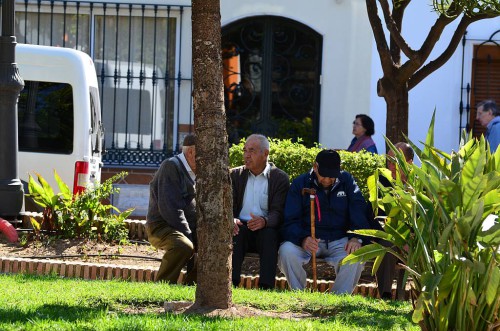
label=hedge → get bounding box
[229,138,385,198]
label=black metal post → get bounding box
[0,0,24,218]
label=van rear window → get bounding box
[18,81,74,154]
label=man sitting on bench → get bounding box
[278,149,371,294]
[231,134,290,290]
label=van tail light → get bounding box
[73,161,90,195]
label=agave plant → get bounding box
[27,171,133,242]
[344,113,500,330]
[27,170,72,232]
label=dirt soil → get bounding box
[0,234,374,283]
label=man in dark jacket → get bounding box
[278,149,370,294]
[145,134,197,283]
[231,134,290,289]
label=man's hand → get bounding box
[233,218,243,236]
[345,238,362,254]
[302,236,320,254]
[247,213,266,231]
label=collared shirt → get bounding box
[239,163,271,221]
[178,152,196,182]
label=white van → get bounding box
[16,44,104,208]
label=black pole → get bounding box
[0,0,24,218]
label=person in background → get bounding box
[347,114,378,154]
[476,100,500,153]
[145,134,197,284]
[278,149,370,294]
[375,142,414,300]
[231,134,290,290]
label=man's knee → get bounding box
[172,237,195,257]
[278,241,298,261]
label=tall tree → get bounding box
[366,0,499,144]
[190,0,234,309]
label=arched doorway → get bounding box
[222,16,322,146]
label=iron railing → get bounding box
[14,0,193,167]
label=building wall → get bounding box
[369,1,500,155]
[220,0,374,150]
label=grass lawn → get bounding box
[0,274,418,330]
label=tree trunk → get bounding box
[377,77,409,146]
[191,0,233,309]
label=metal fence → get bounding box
[14,0,193,167]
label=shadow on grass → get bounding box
[303,300,414,329]
[0,303,108,323]
[0,301,415,330]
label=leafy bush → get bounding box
[345,114,500,331]
[229,138,385,197]
[27,171,133,243]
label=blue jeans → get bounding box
[278,237,364,294]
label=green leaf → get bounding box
[36,172,55,198]
[485,264,500,305]
[478,220,500,247]
[29,216,41,231]
[437,263,459,301]
[341,243,391,265]
[412,295,425,323]
[350,229,391,241]
[438,179,460,211]
[54,170,71,199]
[27,175,48,207]
[467,286,477,306]
[462,174,488,212]
[420,270,442,295]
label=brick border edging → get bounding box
[0,256,157,282]
[0,256,409,299]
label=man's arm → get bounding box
[281,176,308,246]
[345,172,371,240]
[488,121,500,153]
[265,169,290,228]
[155,160,193,238]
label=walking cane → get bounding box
[302,188,317,290]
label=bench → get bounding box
[241,253,408,300]
[121,219,409,299]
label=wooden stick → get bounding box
[302,188,317,290]
[309,193,317,290]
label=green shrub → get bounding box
[229,138,385,197]
[345,113,500,331]
[27,171,133,243]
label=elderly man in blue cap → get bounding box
[278,149,370,294]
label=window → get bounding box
[94,14,177,152]
[469,44,500,138]
[222,16,322,146]
[18,81,74,154]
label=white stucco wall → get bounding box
[369,2,500,154]
[220,0,373,150]
[131,0,498,154]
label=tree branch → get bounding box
[397,11,455,80]
[366,0,394,74]
[378,0,416,61]
[409,13,493,90]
